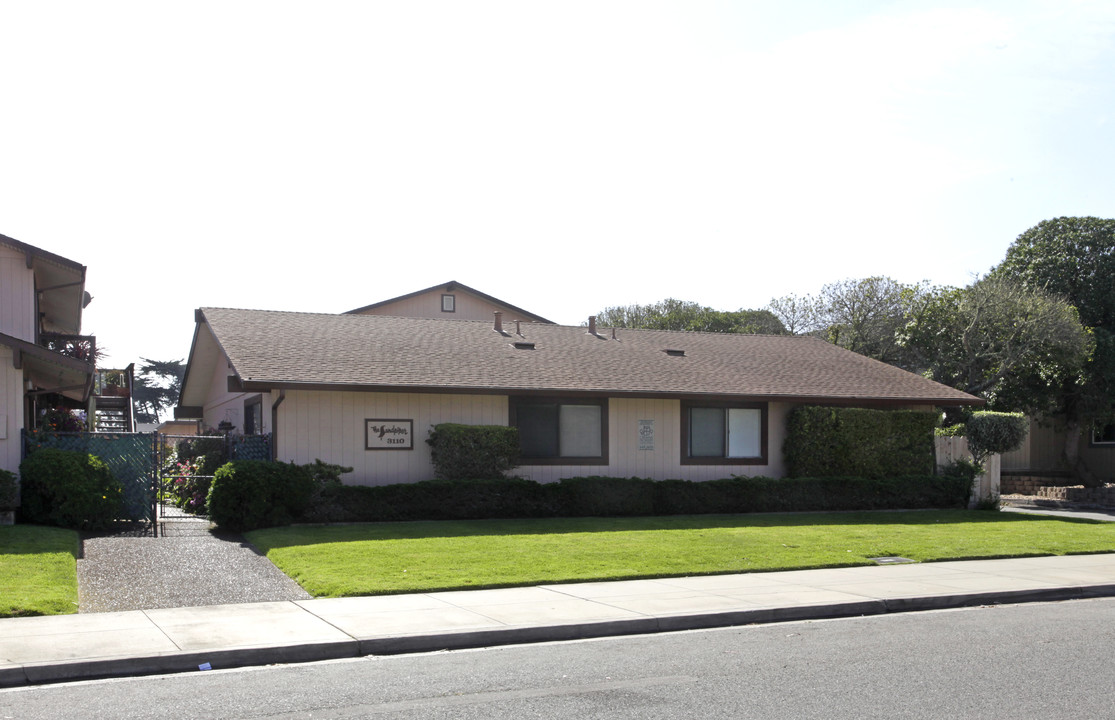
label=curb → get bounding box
[7,583,1115,688]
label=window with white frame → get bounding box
[682,401,767,465]
[510,397,607,464]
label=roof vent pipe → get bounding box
[494,311,503,333]
[612,327,617,340]
[515,320,522,336]
[588,316,597,335]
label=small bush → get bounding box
[966,412,1029,464]
[19,448,124,530]
[935,424,967,437]
[207,460,316,531]
[427,424,520,481]
[0,469,18,509]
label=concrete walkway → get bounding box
[5,552,1115,688]
[77,511,309,613]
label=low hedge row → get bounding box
[299,473,972,525]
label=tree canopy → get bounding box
[593,299,787,334]
[991,216,1115,482]
[899,275,1092,410]
[768,276,930,369]
[132,358,185,425]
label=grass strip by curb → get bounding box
[0,525,80,617]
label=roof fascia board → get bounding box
[0,233,86,276]
[227,378,982,407]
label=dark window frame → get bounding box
[441,294,456,313]
[680,400,768,465]
[1091,422,1115,447]
[509,396,609,466]
[244,395,263,435]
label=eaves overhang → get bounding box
[225,376,984,407]
[0,332,95,401]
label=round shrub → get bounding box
[19,448,124,530]
[207,460,316,531]
[966,412,1029,464]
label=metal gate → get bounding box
[156,433,272,528]
[23,430,270,536]
[157,434,226,526]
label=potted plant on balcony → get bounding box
[101,370,129,397]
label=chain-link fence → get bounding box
[22,430,273,534]
[23,430,157,525]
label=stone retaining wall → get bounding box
[1033,486,1115,505]
[1001,475,1077,495]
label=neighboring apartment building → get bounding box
[0,234,95,474]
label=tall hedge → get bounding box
[784,407,938,479]
[426,424,520,481]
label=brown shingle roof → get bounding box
[198,307,981,405]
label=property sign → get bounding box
[638,419,655,451]
[365,419,414,450]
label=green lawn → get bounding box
[0,525,80,617]
[247,510,1115,597]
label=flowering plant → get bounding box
[39,406,88,432]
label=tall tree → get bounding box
[770,277,929,367]
[992,216,1115,482]
[594,299,787,334]
[132,358,185,425]
[899,276,1092,413]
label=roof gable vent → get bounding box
[664,348,686,357]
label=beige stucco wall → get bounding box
[269,390,791,486]
[0,244,35,341]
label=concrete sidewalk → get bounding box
[4,552,1115,688]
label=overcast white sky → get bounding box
[3,0,1114,368]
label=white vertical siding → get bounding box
[0,245,35,341]
[0,348,23,474]
[274,390,509,485]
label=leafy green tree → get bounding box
[766,293,817,335]
[594,299,787,334]
[899,276,1091,419]
[132,358,185,425]
[769,277,930,368]
[992,216,1115,483]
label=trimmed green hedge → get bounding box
[300,473,972,524]
[784,407,938,479]
[18,448,124,531]
[427,424,520,481]
[966,411,1028,463]
[207,460,317,532]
